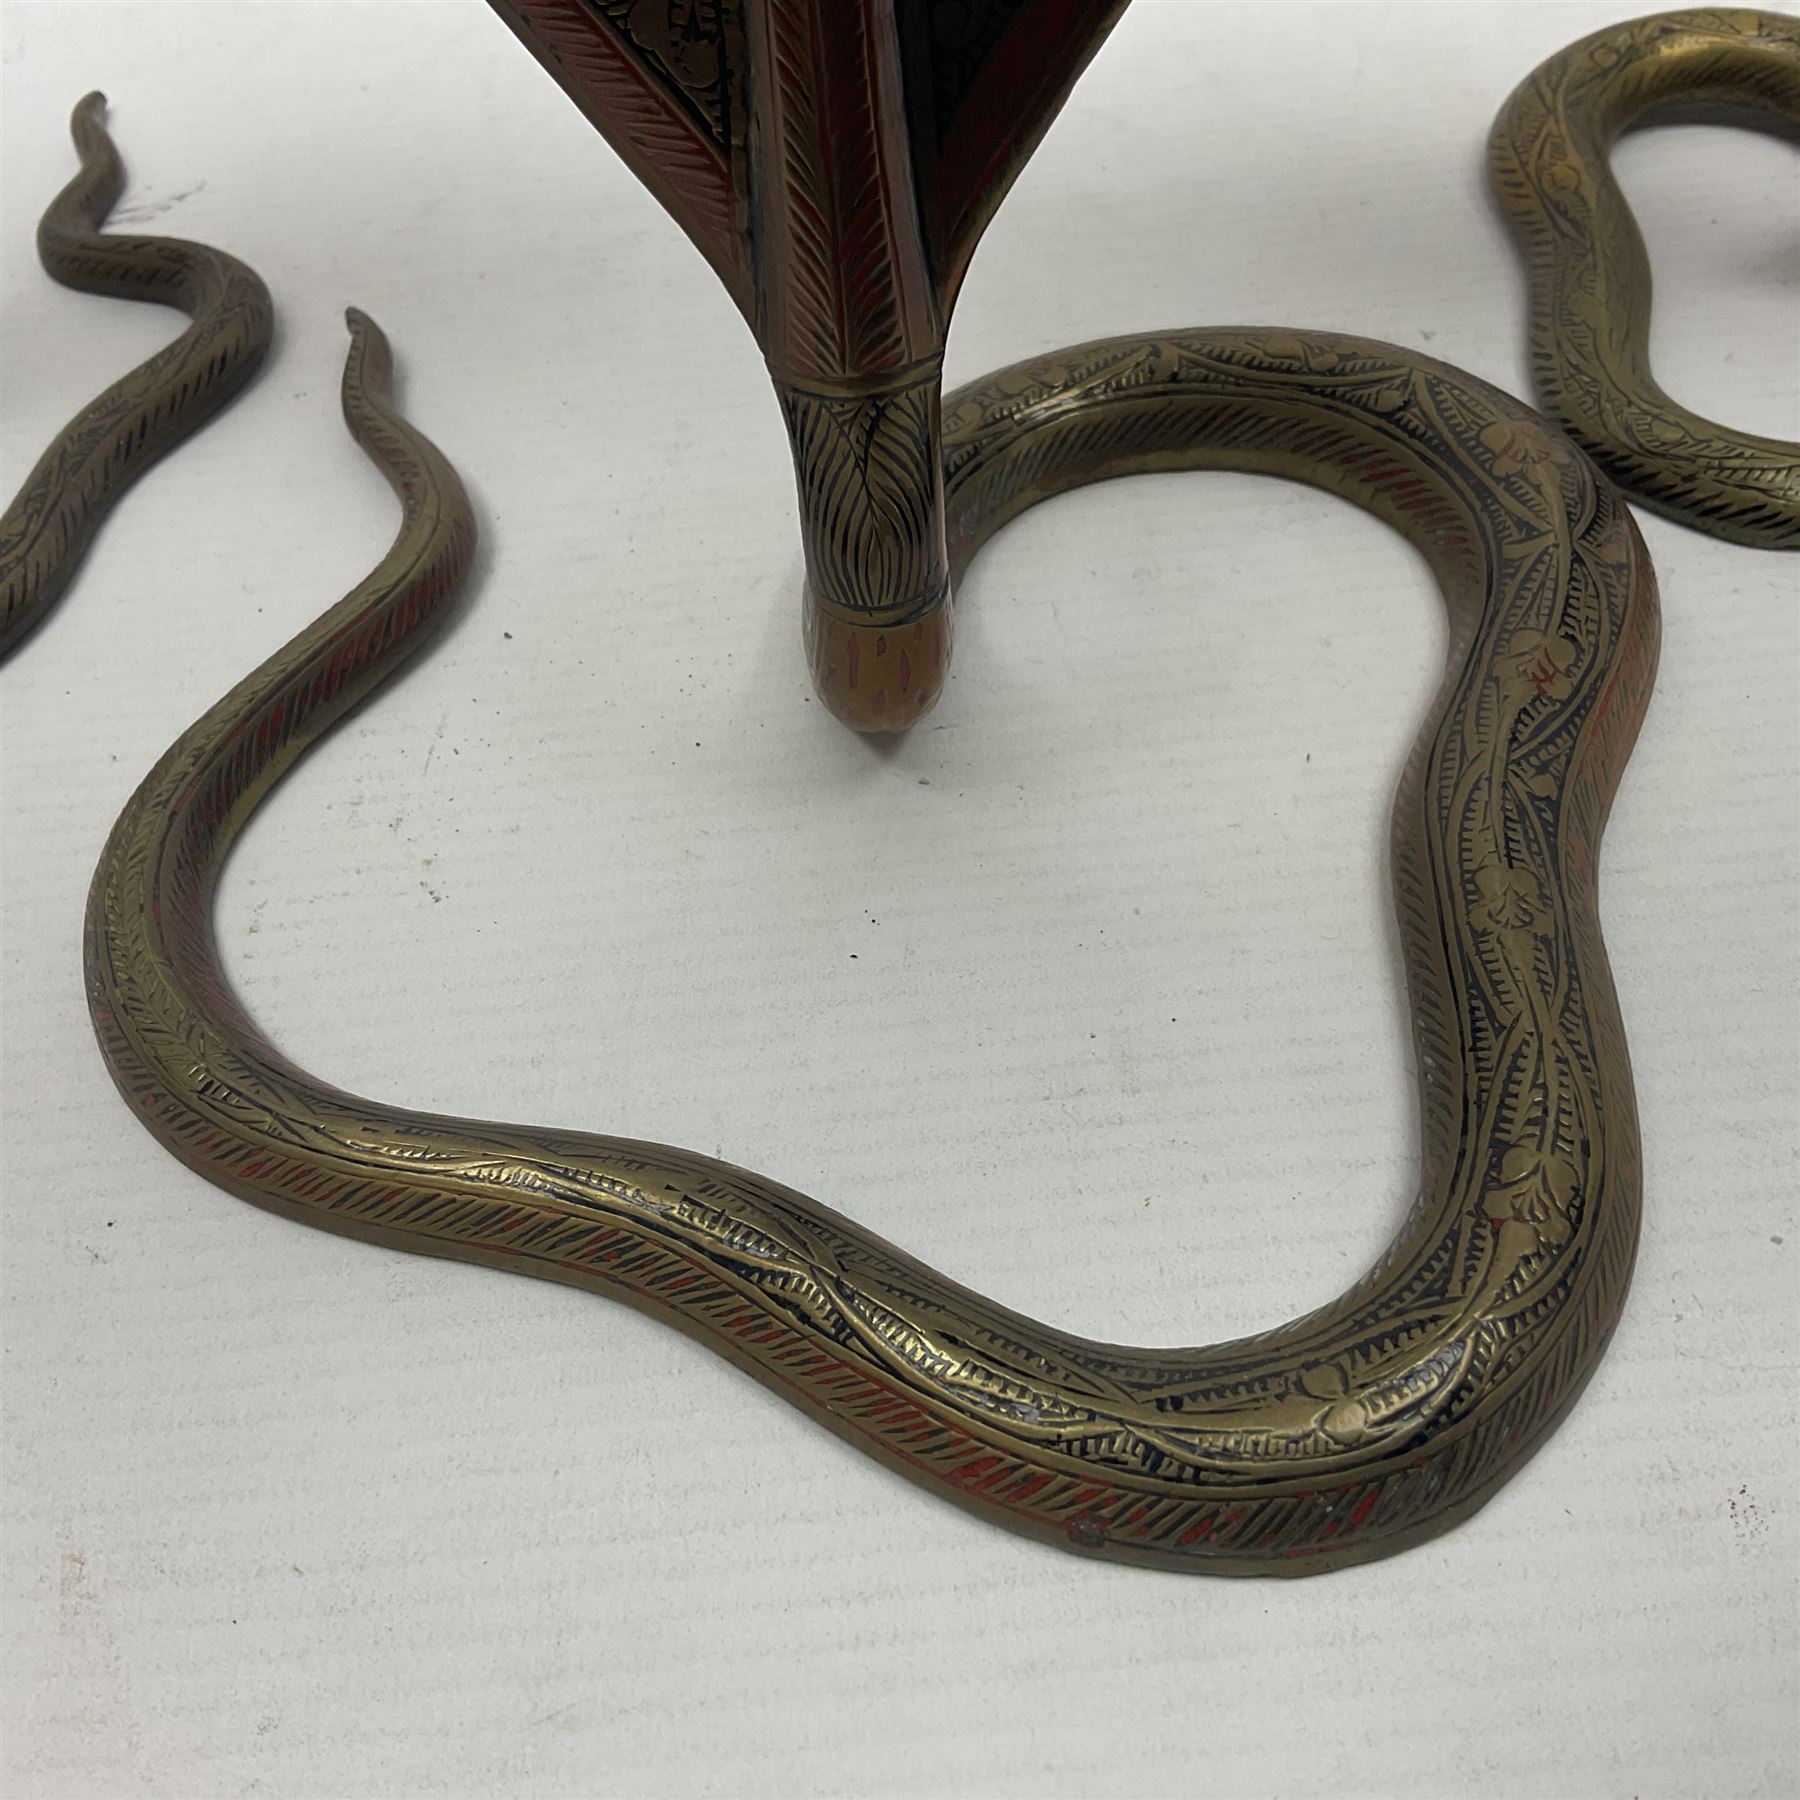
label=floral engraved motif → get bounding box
[1472,860,1550,943]
[1541,152,1584,200]
[588,0,732,141]
[1499,627,1580,703]
[1480,416,1562,480]
[1262,334,1342,372]
[1483,1144,1580,1261]
[1300,1364,1369,1445]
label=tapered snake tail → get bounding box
[88,322,1658,1573]
[0,93,275,659]
[1489,8,1800,547]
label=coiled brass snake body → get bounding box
[87,314,1658,1573]
[1490,7,1800,547]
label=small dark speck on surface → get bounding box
[1773,1235,1785,1245]
[849,954,858,959]
[504,631,512,639]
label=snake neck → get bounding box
[773,359,953,732]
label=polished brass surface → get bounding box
[87,322,1658,1573]
[482,0,1132,729]
[0,95,274,659]
[1490,8,1800,547]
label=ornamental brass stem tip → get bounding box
[804,593,952,731]
[775,362,953,731]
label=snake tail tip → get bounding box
[343,307,391,360]
[340,308,396,415]
[342,306,386,360]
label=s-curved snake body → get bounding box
[87,316,1657,1573]
[1490,8,1800,547]
[0,93,274,658]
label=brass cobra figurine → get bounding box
[0,94,274,660]
[83,6,1683,1571]
[1490,7,1800,547]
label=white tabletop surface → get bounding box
[3,2,1796,1795]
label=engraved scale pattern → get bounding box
[747,0,938,381]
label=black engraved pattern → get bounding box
[577,0,745,146]
[1489,7,1800,547]
[777,366,948,618]
[922,0,1029,146]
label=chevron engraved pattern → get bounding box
[486,0,750,310]
[0,95,272,659]
[776,365,946,617]
[747,0,938,381]
[88,323,1657,1572]
[579,0,743,146]
[1489,8,1800,547]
